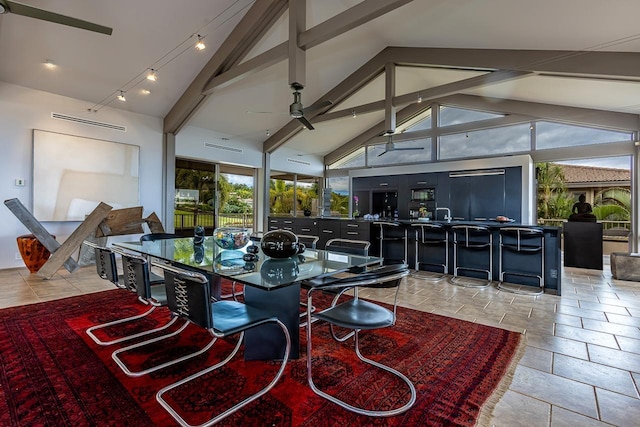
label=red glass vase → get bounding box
[16,234,53,273]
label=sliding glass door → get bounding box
[174,159,256,235]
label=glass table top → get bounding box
[114,237,381,291]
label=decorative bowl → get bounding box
[260,229,305,259]
[212,227,251,250]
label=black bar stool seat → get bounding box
[373,221,408,265]
[498,227,545,295]
[450,225,493,288]
[411,222,448,281]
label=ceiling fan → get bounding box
[0,0,113,35]
[289,83,332,130]
[378,134,425,157]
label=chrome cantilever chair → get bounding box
[305,264,416,417]
[110,249,212,377]
[296,234,320,250]
[153,262,291,427]
[139,232,181,283]
[299,238,372,329]
[84,242,176,346]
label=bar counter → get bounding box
[374,219,561,294]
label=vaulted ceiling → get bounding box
[2,0,640,162]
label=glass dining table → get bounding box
[114,236,381,360]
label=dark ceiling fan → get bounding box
[378,134,425,157]
[289,83,332,130]
[0,0,113,35]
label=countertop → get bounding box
[269,216,560,230]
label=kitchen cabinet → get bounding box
[370,175,398,189]
[317,219,342,248]
[406,173,437,188]
[340,221,370,241]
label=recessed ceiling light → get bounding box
[195,34,206,51]
[43,59,57,69]
[146,69,157,82]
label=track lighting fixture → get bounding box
[195,34,206,51]
[43,59,57,70]
[117,91,126,102]
[352,109,357,118]
[417,93,422,103]
[146,69,157,81]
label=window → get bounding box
[440,106,504,127]
[326,176,349,217]
[367,138,430,166]
[536,121,633,149]
[439,124,531,160]
[328,147,365,170]
[399,108,432,132]
[269,172,320,217]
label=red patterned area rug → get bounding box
[0,288,525,426]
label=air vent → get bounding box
[51,112,127,132]
[287,157,311,166]
[450,169,505,178]
[203,142,243,153]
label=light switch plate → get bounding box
[15,178,25,186]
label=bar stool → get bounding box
[411,222,448,281]
[373,221,408,265]
[450,225,493,288]
[498,227,545,295]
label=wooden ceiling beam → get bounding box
[388,47,640,79]
[314,70,531,123]
[163,0,288,134]
[299,0,414,50]
[263,48,390,153]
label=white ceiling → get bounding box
[2,0,640,159]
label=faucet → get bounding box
[436,207,451,223]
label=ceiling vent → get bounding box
[51,112,127,132]
[204,142,243,153]
[287,157,311,166]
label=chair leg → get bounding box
[328,288,355,342]
[86,303,178,346]
[111,320,217,377]
[306,312,416,416]
[157,320,291,427]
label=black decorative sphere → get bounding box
[260,229,305,259]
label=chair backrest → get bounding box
[93,246,120,286]
[118,250,153,299]
[140,233,181,242]
[297,234,320,249]
[325,238,370,256]
[153,263,212,330]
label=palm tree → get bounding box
[593,187,631,221]
[270,179,294,214]
[536,162,573,220]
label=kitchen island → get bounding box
[267,216,562,294]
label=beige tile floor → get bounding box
[2,259,640,426]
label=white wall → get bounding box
[270,146,324,177]
[0,82,164,270]
[176,125,263,167]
